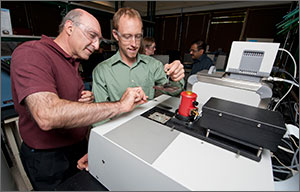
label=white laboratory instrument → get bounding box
[87,41,285,190]
[189,41,280,111]
[88,95,275,191]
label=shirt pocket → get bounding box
[140,76,154,99]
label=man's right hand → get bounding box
[119,87,148,113]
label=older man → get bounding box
[11,8,147,190]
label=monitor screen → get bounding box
[152,55,170,65]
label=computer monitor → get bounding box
[152,55,170,64]
[206,53,215,62]
[225,41,280,78]
[215,54,227,70]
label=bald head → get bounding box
[55,8,102,60]
[58,8,100,34]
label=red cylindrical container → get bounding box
[178,91,197,117]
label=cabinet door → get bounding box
[155,16,180,54]
[180,13,210,56]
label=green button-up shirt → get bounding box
[92,51,184,103]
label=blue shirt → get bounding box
[190,54,213,75]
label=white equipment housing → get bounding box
[88,95,274,191]
[88,41,282,190]
[189,41,280,111]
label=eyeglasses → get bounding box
[189,48,199,53]
[114,30,143,42]
[148,45,156,50]
[74,22,102,43]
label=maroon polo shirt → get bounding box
[11,35,88,149]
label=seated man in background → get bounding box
[189,40,213,75]
[139,36,156,56]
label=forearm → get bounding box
[48,99,122,129]
[25,92,124,131]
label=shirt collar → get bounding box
[110,51,147,67]
[41,35,78,66]
[195,53,207,62]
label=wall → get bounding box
[154,3,292,60]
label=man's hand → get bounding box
[119,87,148,113]
[77,153,89,171]
[164,60,185,82]
[78,90,94,103]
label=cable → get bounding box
[272,66,299,84]
[263,76,299,87]
[291,148,299,170]
[272,48,298,111]
[273,164,299,169]
[273,176,282,181]
[281,138,295,151]
[289,135,299,149]
[278,145,294,154]
[271,153,297,173]
[280,101,299,125]
[294,103,299,124]
[278,48,297,78]
[281,70,298,84]
[273,168,292,174]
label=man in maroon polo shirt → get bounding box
[10,8,147,190]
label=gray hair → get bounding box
[58,9,83,33]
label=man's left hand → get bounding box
[78,90,94,103]
[77,153,89,171]
[164,60,185,82]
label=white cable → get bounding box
[278,145,295,154]
[273,176,282,181]
[281,138,295,151]
[272,48,298,111]
[264,76,299,87]
[272,77,294,111]
[278,48,297,78]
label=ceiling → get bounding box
[75,1,291,16]
[123,1,233,14]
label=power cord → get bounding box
[263,76,299,87]
[271,152,298,175]
[269,48,298,111]
[272,133,299,180]
[272,66,299,84]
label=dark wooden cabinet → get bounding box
[1,1,113,39]
[154,4,291,59]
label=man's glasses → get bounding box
[189,48,199,53]
[114,30,143,42]
[74,22,102,43]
